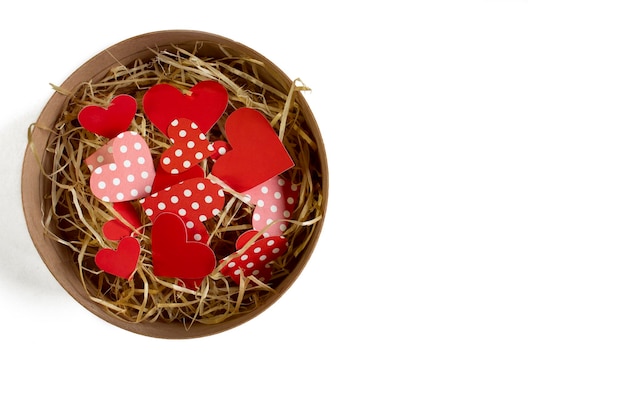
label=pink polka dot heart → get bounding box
[244,175,299,237]
[85,131,156,202]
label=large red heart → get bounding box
[142,80,228,134]
[94,236,141,279]
[78,95,137,139]
[151,212,216,281]
[212,108,295,193]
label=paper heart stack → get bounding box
[78,80,298,287]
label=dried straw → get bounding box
[33,45,324,327]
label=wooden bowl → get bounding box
[21,30,328,339]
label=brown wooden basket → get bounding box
[21,30,328,339]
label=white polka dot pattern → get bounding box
[221,235,288,284]
[244,176,299,237]
[160,118,230,175]
[85,131,155,202]
[139,176,225,243]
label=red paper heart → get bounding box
[151,163,205,194]
[95,237,141,279]
[103,220,132,241]
[235,230,260,250]
[78,95,137,139]
[160,118,231,175]
[102,202,143,241]
[142,80,228,134]
[151,213,216,281]
[139,177,225,243]
[212,108,295,193]
[221,235,288,284]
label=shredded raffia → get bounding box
[32,45,324,328]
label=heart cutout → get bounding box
[151,212,216,281]
[102,202,143,241]
[139,176,225,243]
[95,237,141,279]
[142,80,228,134]
[236,230,260,250]
[244,176,299,237]
[151,163,205,194]
[160,118,230,174]
[221,235,288,284]
[212,108,295,193]
[102,219,132,241]
[78,95,137,139]
[85,131,156,202]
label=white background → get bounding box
[2,0,626,411]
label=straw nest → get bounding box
[30,45,324,328]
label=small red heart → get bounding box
[95,237,141,279]
[221,235,288,284]
[102,220,132,241]
[102,202,143,241]
[235,230,260,250]
[78,95,137,139]
[212,108,295,193]
[142,81,228,134]
[151,213,216,281]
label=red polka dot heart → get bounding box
[78,80,298,286]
